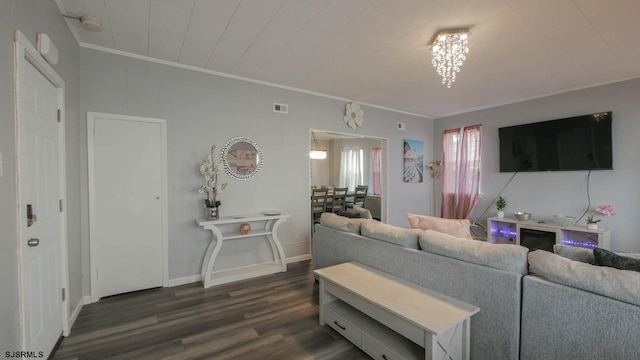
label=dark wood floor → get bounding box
[52,260,368,360]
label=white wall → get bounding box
[434,78,640,252]
[0,0,81,353]
[79,48,433,289]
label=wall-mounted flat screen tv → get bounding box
[499,112,613,172]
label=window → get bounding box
[442,125,482,219]
[339,148,364,192]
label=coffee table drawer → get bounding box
[364,334,403,360]
[324,304,363,348]
[324,279,424,346]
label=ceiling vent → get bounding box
[273,103,288,114]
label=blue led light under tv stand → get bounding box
[487,217,610,251]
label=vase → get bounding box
[586,222,598,230]
[497,211,504,219]
[206,206,219,220]
[240,223,251,235]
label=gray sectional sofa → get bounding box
[313,213,640,360]
[521,249,640,359]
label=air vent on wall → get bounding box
[273,103,288,114]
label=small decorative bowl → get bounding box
[514,212,531,221]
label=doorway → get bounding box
[15,30,69,358]
[309,130,388,222]
[87,113,168,302]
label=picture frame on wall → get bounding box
[403,139,424,183]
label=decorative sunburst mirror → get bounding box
[344,102,364,129]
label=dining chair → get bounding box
[346,185,368,209]
[328,187,348,213]
[311,188,329,228]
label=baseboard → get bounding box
[286,254,312,263]
[167,254,313,287]
[167,274,202,287]
[68,296,90,331]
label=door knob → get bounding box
[27,238,40,247]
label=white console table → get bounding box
[196,213,289,288]
[315,262,480,360]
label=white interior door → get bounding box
[18,49,63,358]
[88,114,167,301]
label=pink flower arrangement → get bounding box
[587,205,616,223]
[595,205,616,216]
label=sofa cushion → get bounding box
[528,250,640,306]
[553,244,595,264]
[594,248,640,272]
[319,212,368,234]
[419,230,529,274]
[407,213,473,240]
[361,221,421,249]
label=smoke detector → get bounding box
[80,15,103,32]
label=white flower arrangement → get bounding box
[198,145,228,207]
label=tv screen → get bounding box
[499,112,613,172]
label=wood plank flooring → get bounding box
[53,260,369,360]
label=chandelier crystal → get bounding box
[431,29,469,88]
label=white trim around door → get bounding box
[87,112,169,302]
[14,29,70,351]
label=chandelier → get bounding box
[431,28,470,88]
[309,131,327,160]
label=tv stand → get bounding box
[487,217,610,250]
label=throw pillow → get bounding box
[334,209,361,218]
[406,213,473,240]
[352,205,373,219]
[594,248,640,272]
[335,205,373,219]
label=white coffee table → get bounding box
[315,262,480,360]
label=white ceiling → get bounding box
[55,0,640,119]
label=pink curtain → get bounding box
[371,147,382,195]
[456,125,482,219]
[441,128,460,218]
[441,125,482,220]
